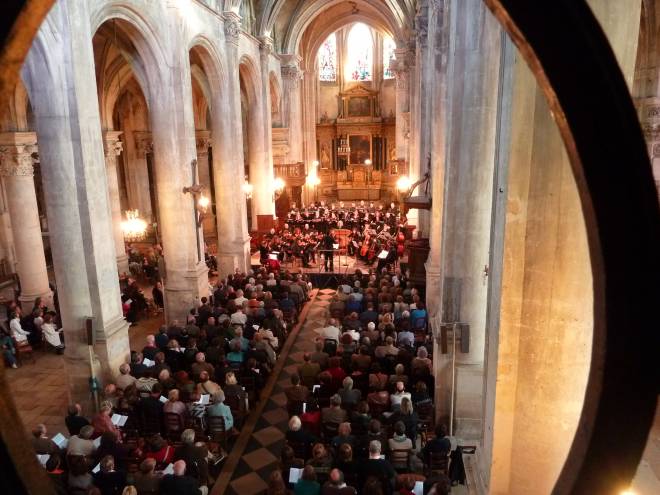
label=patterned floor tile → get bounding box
[270,392,288,407]
[253,426,285,447]
[229,472,269,495]
[242,447,279,470]
[261,407,289,425]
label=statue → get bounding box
[320,144,331,169]
[389,143,397,162]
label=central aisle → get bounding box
[212,288,336,495]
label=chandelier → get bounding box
[121,209,148,242]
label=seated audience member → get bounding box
[137,383,165,431]
[294,465,321,495]
[45,453,67,495]
[31,424,58,455]
[286,374,310,404]
[307,443,333,469]
[155,325,169,350]
[223,371,247,403]
[388,421,413,470]
[411,381,431,405]
[174,429,209,490]
[226,342,245,366]
[351,346,372,373]
[421,424,451,464]
[92,403,122,441]
[391,397,418,443]
[41,313,64,351]
[322,394,348,424]
[142,334,159,361]
[286,415,317,454]
[390,382,412,411]
[280,445,305,489]
[130,352,149,378]
[359,440,396,495]
[191,352,214,381]
[65,403,90,437]
[131,458,161,494]
[318,319,341,343]
[327,357,347,391]
[207,390,234,430]
[299,353,322,388]
[411,347,432,375]
[159,459,203,495]
[338,377,361,408]
[368,364,388,392]
[163,388,188,424]
[144,433,175,467]
[322,468,357,495]
[310,339,330,370]
[364,420,389,457]
[67,424,97,457]
[116,364,136,391]
[301,399,322,437]
[93,455,127,495]
[374,337,399,359]
[195,371,222,397]
[388,364,409,388]
[331,422,356,450]
[266,470,288,495]
[67,452,94,493]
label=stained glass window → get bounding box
[318,33,337,82]
[346,23,373,81]
[383,36,396,79]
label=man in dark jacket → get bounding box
[159,460,202,495]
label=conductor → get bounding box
[322,231,336,272]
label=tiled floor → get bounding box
[7,312,162,439]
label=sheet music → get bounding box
[52,433,68,449]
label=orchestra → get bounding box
[259,201,408,272]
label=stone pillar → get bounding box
[0,132,52,306]
[22,0,130,412]
[128,130,154,221]
[102,131,129,275]
[213,11,250,275]
[259,36,277,218]
[195,130,215,237]
[281,55,304,163]
[301,68,318,204]
[392,48,411,162]
[149,3,209,322]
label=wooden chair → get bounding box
[322,421,340,441]
[314,466,331,485]
[224,395,247,428]
[390,448,411,472]
[416,401,434,446]
[12,338,34,365]
[287,440,308,460]
[427,452,449,475]
[287,399,305,417]
[163,412,185,441]
[140,413,162,437]
[207,415,227,446]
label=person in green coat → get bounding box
[294,465,321,495]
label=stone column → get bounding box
[212,10,250,275]
[195,130,215,237]
[259,36,276,218]
[22,0,130,412]
[132,131,155,221]
[281,55,304,163]
[149,3,209,322]
[392,48,411,163]
[0,132,52,306]
[102,131,129,275]
[301,68,318,204]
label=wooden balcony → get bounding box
[274,162,306,187]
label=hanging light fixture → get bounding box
[122,209,148,242]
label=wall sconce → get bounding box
[273,177,286,200]
[396,175,412,192]
[364,159,372,166]
[242,181,254,199]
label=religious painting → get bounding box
[347,96,371,117]
[349,135,371,164]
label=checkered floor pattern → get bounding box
[221,289,336,495]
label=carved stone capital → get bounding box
[281,65,303,89]
[223,12,241,46]
[195,130,211,157]
[0,132,38,177]
[102,130,123,158]
[259,36,274,58]
[134,131,153,159]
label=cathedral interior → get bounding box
[0,1,657,495]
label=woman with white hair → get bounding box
[411,346,433,374]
